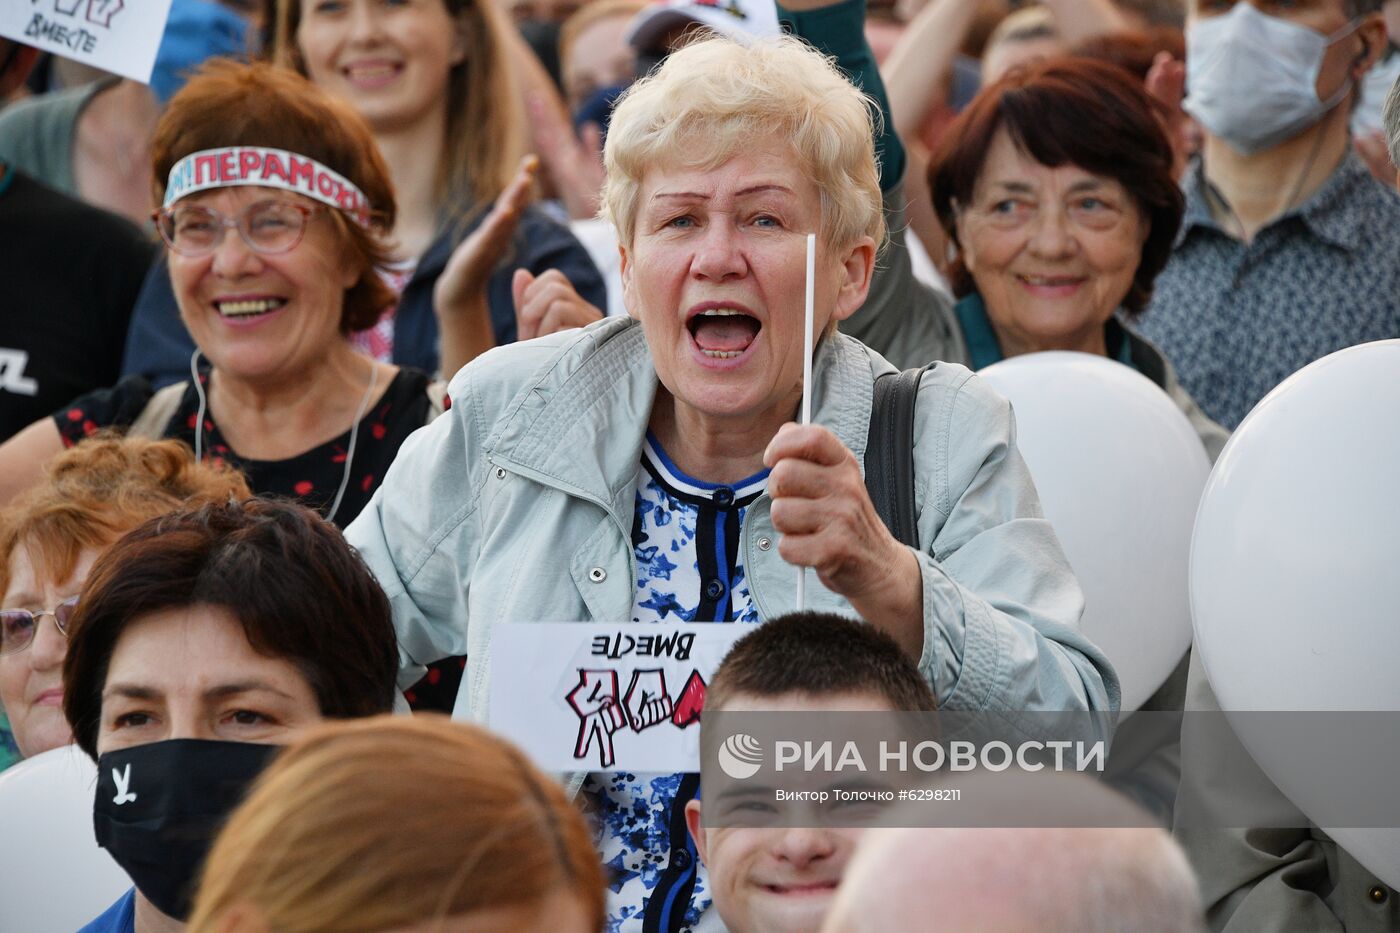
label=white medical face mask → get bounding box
[1185,4,1363,156]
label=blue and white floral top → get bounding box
[583,433,769,933]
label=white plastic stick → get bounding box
[796,233,816,611]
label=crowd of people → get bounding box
[1,0,1398,929]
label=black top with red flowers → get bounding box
[52,362,432,530]
[50,362,472,712]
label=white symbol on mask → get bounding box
[112,764,137,805]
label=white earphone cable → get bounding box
[187,349,379,525]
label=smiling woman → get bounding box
[118,0,608,417]
[925,57,1227,825]
[347,35,1118,932]
[0,61,446,533]
[927,56,1227,459]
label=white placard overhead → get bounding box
[488,622,749,773]
[2,0,175,84]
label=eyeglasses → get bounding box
[153,200,321,258]
[0,595,80,656]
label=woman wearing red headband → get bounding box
[0,62,439,534]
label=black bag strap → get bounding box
[864,365,928,549]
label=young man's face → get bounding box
[685,690,896,933]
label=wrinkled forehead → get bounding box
[1,536,103,604]
[633,135,825,220]
[966,126,1129,198]
[647,126,810,180]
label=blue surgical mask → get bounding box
[1185,4,1363,156]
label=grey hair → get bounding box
[1384,70,1400,167]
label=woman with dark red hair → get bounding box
[927,57,1226,460]
[928,57,1225,825]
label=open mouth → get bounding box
[215,298,287,320]
[344,62,403,86]
[687,308,762,360]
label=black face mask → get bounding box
[93,739,280,921]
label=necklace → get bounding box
[188,349,380,524]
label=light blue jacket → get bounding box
[346,317,1119,788]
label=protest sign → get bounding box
[1,0,174,84]
[488,622,748,772]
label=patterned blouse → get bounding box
[1137,154,1400,429]
[52,362,432,529]
[51,363,466,714]
[584,433,769,933]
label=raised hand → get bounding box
[512,268,605,341]
[527,90,606,222]
[764,422,923,656]
[432,155,539,374]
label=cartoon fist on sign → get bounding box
[566,667,709,768]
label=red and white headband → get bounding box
[163,147,372,226]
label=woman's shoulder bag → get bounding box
[864,365,931,549]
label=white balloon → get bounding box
[0,745,131,931]
[1190,340,1400,890]
[1330,829,1400,892]
[979,351,1211,712]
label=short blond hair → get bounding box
[602,35,885,251]
[188,716,606,932]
